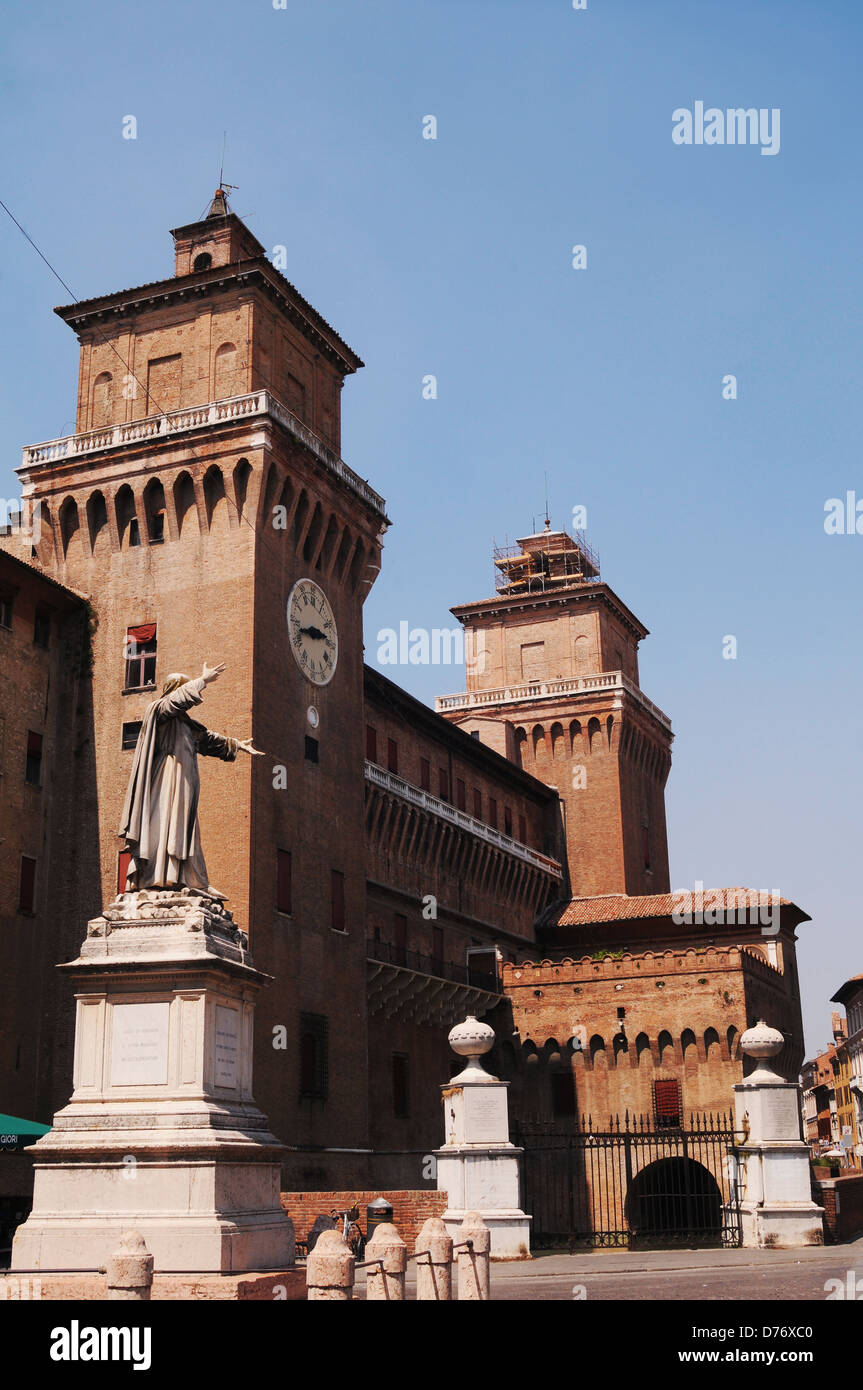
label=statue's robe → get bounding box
[119,677,238,894]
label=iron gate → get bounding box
[514,1112,743,1249]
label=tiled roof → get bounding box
[554,887,803,928]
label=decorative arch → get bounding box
[636,1032,651,1063]
[91,371,114,429]
[115,485,139,548]
[59,497,80,560]
[319,513,340,573]
[203,465,228,532]
[233,458,252,524]
[726,1025,739,1061]
[658,1030,674,1064]
[705,1027,721,1061]
[550,722,564,758]
[348,538,367,593]
[291,490,309,554]
[588,716,602,753]
[143,477,166,544]
[173,471,198,538]
[333,524,353,581]
[681,1028,698,1064]
[531,724,546,758]
[303,500,323,564]
[589,1034,606,1065]
[569,719,582,754]
[86,490,109,555]
[214,341,239,400]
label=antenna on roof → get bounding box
[544,471,550,531]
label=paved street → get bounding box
[356,1235,863,1301]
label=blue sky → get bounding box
[1,0,860,1054]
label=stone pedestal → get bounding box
[12,890,295,1274]
[727,1020,824,1249]
[434,1016,530,1259]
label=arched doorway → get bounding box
[626,1157,723,1246]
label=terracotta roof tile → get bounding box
[554,887,803,928]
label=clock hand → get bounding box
[300,626,334,647]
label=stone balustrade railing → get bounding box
[435,670,672,731]
[364,760,563,878]
[19,390,388,521]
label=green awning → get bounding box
[0,1114,51,1136]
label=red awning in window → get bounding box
[127,623,156,643]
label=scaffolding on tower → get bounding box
[492,527,600,595]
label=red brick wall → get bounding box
[816,1174,863,1244]
[280,1190,447,1250]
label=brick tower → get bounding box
[436,526,673,898]
[14,190,388,1157]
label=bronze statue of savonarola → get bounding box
[119,662,262,897]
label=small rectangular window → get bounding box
[392,1053,410,1119]
[25,731,43,786]
[456,778,466,811]
[438,768,449,802]
[124,623,157,690]
[470,729,480,740]
[304,735,319,764]
[473,787,482,819]
[551,1072,576,1117]
[33,606,51,648]
[654,1078,682,1128]
[394,912,407,967]
[0,594,12,629]
[299,1013,328,1100]
[18,855,36,913]
[387,738,398,774]
[488,797,498,829]
[122,721,142,751]
[432,926,444,976]
[277,849,292,915]
[504,806,513,837]
[331,869,345,933]
[468,949,498,991]
[420,757,430,791]
[366,725,377,763]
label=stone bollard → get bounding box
[106,1231,153,1301]
[457,1212,490,1301]
[415,1216,453,1301]
[364,1221,407,1301]
[306,1229,355,1300]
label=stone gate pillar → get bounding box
[434,1015,531,1260]
[729,1019,824,1249]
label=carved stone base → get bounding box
[12,891,294,1274]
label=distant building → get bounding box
[831,975,863,1163]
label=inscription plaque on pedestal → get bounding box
[215,1005,240,1088]
[465,1087,507,1143]
[110,1002,170,1086]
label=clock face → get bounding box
[287,579,338,686]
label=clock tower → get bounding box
[16,190,388,1159]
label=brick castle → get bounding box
[0,192,808,1235]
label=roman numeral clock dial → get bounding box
[287,579,338,686]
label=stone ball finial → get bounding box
[448,1015,495,1060]
[741,1019,784,1060]
[447,1015,497,1085]
[741,1019,785,1082]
